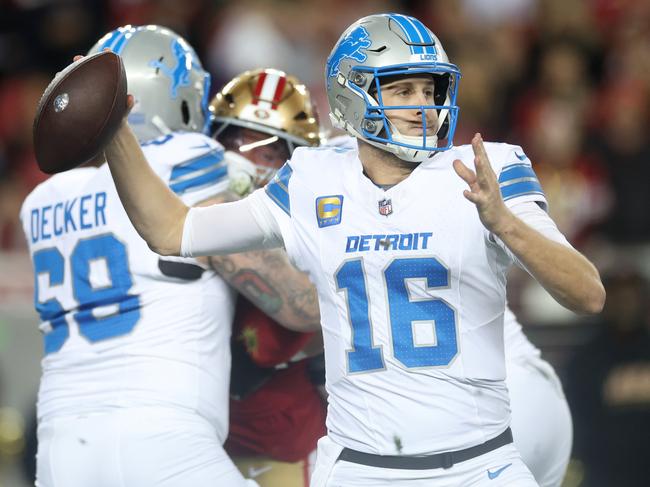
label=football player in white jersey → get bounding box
[211,75,572,486]
[327,135,574,486]
[20,26,257,487]
[327,136,573,487]
[99,13,605,487]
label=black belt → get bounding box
[337,427,513,470]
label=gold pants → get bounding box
[234,456,311,487]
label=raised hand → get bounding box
[452,133,512,235]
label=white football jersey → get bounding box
[20,132,235,440]
[257,142,547,455]
[325,137,544,365]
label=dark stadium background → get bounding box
[0,1,648,486]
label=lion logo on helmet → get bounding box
[326,26,372,84]
[149,39,201,99]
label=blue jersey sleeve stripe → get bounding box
[498,164,537,184]
[500,179,545,200]
[169,150,224,179]
[169,166,227,194]
[265,184,290,215]
[500,177,539,189]
[275,163,293,188]
[264,163,293,216]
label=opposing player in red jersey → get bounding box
[207,68,326,486]
[226,303,326,486]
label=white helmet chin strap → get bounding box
[388,122,439,162]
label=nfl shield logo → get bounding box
[378,198,393,216]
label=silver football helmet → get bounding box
[88,25,211,143]
[326,14,461,162]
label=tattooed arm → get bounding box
[197,192,321,332]
[207,248,320,332]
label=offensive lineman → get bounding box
[21,26,256,487]
[101,14,604,487]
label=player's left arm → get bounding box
[196,193,321,333]
[453,133,605,315]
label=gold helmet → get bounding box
[210,68,321,186]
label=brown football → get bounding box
[33,51,127,174]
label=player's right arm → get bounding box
[105,117,278,256]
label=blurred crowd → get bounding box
[0,0,649,485]
[2,0,650,252]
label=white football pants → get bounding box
[36,407,259,487]
[310,436,538,487]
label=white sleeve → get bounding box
[180,193,283,257]
[493,201,573,269]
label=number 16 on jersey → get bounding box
[335,256,458,373]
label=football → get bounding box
[33,51,127,174]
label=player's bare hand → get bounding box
[453,133,513,235]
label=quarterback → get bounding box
[328,135,574,487]
[102,14,604,487]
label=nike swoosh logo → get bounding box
[514,152,527,161]
[247,465,272,478]
[487,463,512,480]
